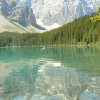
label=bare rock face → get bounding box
[14,0,100,26]
[0,0,36,27]
[6,0,17,8]
[0,0,10,16]
[9,4,36,27]
[31,0,100,25]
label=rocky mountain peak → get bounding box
[14,0,100,26]
[0,0,36,27]
[10,3,36,27]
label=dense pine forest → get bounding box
[0,12,100,47]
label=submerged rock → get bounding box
[80,91,100,100]
[13,94,60,100]
[14,95,26,100]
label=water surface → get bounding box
[0,46,100,100]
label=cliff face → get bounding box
[9,3,36,27]
[14,0,100,26]
[0,0,36,27]
[0,0,10,16]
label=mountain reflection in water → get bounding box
[0,46,100,100]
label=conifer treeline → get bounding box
[0,12,100,47]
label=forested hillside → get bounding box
[0,12,100,47]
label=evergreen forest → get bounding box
[0,12,100,47]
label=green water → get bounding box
[0,46,100,100]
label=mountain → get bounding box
[0,0,36,27]
[0,14,27,33]
[14,0,100,26]
[0,14,45,33]
[0,0,46,33]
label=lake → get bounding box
[0,46,100,100]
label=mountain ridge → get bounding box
[0,0,47,33]
[0,0,37,27]
[14,0,100,26]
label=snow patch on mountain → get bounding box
[37,18,60,30]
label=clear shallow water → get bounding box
[0,46,100,100]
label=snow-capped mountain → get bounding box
[15,0,100,26]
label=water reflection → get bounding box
[0,46,100,100]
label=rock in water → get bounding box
[80,91,100,100]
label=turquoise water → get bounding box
[0,46,100,100]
